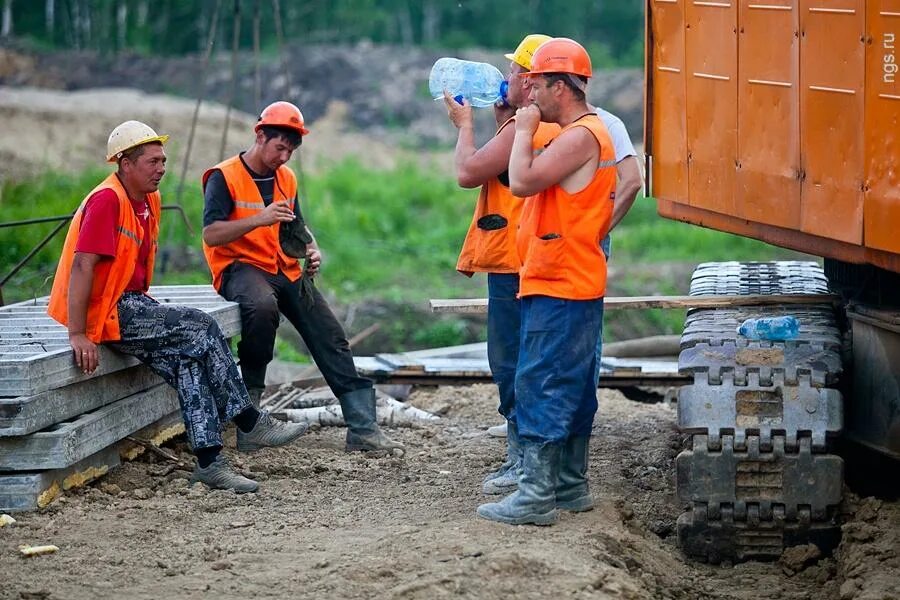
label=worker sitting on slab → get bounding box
[47,120,308,494]
[201,101,403,454]
[442,34,560,496]
[477,38,616,525]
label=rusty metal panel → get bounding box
[650,0,690,204]
[800,0,866,244]
[865,1,900,254]
[684,1,738,214]
[736,1,801,229]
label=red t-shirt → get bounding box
[75,188,152,292]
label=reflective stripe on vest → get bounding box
[516,114,617,300]
[455,120,561,276]
[47,173,161,343]
[117,225,141,244]
[201,155,302,291]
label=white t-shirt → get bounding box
[595,107,636,163]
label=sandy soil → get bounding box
[0,86,448,182]
[0,385,897,600]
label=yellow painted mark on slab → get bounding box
[37,483,61,508]
[62,465,109,490]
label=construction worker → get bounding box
[442,34,560,497]
[595,106,642,259]
[48,121,307,494]
[201,101,403,454]
[477,38,617,525]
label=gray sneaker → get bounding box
[190,455,258,493]
[237,411,309,453]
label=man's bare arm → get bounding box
[510,113,596,197]
[609,156,643,231]
[68,252,102,374]
[443,91,517,188]
[202,200,295,247]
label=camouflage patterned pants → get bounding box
[109,292,251,451]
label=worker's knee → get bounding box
[243,293,280,329]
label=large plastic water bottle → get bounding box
[736,316,800,341]
[429,57,509,108]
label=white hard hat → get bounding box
[106,120,169,163]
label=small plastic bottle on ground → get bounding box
[428,57,508,108]
[736,315,800,340]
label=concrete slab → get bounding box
[0,366,163,437]
[0,383,178,470]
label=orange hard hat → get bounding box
[255,101,310,136]
[527,37,592,79]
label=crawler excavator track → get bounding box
[675,261,845,563]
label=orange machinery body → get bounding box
[646,0,900,274]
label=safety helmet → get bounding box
[527,37,593,79]
[504,34,552,71]
[254,101,310,136]
[106,120,169,163]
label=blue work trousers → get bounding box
[486,273,521,424]
[515,295,604,444]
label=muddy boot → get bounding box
[341,388,405,454]
[476,442,560,526]
[482,420,523,495]
[190,455,258,493]
[236,411,309,453]
[556,436,593,512]
[247,387,264,409]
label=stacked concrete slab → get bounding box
[0,286,241,512]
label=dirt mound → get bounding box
[0,42,643,180]
[0,84,438,182]
[1,386,896,599]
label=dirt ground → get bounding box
[1,385,897,600]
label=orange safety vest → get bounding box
[516,114,617,300]
[456,119,560,276]
[201,156,302,291]
[47,173,160,343]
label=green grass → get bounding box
[611,194,791,263]
[0,161,804,348]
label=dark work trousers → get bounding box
[515,295,604,445]
[486,273,521,425]
[109,292,252,451]
[220,261,372,397]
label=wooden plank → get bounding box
[0,384,178,470]
[0,446,121,513]
[0,366,163,437]
[429,293,841,314]
[373,353,426,372]
[356,356,681,380]
[404,342,488,360]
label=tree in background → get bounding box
[1,0,644,67]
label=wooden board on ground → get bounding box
[0,384,178,470]
[373,353,426,372]
[0,286,240,397]
[355,351,685,387]
[429,293,841,314]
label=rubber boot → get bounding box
[247,387,264,409]
[340,388,405,454]
[482,420,523,495]
[556,436,593,512]
[476,442,560,526]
